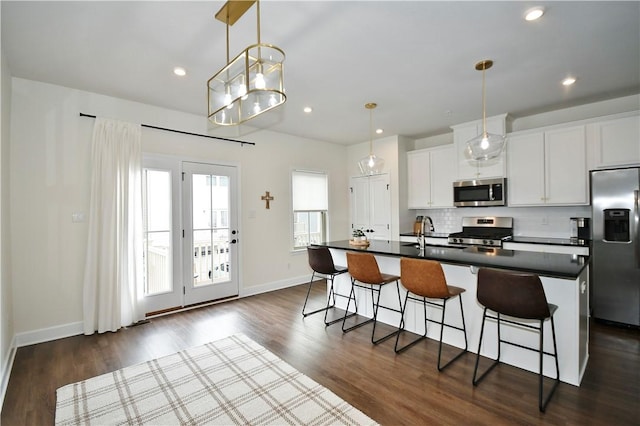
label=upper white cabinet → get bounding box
[588,113,640,168]
[452,114,509,180]
[407,145,456,209]
[350,174,391,240]
[508,125,588,206]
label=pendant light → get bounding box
[207,0,286,126]
[358,103,385,175]
[466,60,505,161]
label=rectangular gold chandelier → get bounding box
[207,0,286,126]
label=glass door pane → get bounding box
[191,173,230,287]
[143,169,172,295]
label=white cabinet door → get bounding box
[407,146,455,209]
[507,132,545,206]
[507,125,588,206]
[429,146,456,207]
[545,126,588,205]
[590,114,640,168]
[350,174,391,240]
[453,115,508,180]
[350,176,370,232]
[407,150,430,209]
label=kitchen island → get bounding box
[313,240,590,386]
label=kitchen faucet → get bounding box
[418,216,434,249]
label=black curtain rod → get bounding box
[79,113,255,146]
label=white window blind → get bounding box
[292,170,328,210]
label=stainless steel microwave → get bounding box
[453,178,506,207]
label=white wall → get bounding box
[9,77,350,336]
[1,13,16,408]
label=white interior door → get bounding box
[350,176,370,234]
[182,161,239,306]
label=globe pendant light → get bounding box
[466,60,505,161]
[358,103,385,175]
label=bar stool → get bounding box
[302,246,350,326]
[342,252,403,344]
[395,258,468,371]
[473,268,560,412]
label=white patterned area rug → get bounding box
[55,334,377,425]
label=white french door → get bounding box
[142,157,182,313]
[182,161,239,305]
[142,157,239,313]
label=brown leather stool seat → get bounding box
[302,246,349,326]
[395,258,468,371]
[342,252,403,344]
[473,268,560,412]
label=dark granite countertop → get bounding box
[399,232,449,238]
[400,233,591,247]
[314,240,589,279]
[509,236,590,247]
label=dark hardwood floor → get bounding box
[2,282,639,425]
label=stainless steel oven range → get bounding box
[448,216,513,247]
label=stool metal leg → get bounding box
[301,271,318,317]
[302,273,338,317]
[324,275,355,326]
[394,293,429,353]
[303,271,353,326]
[473,308,500,385]
[342,278,373,333]
[437,295,468,371]
[539,316,560,412]
[370,281,401,345]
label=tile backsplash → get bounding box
[414,205,591,238]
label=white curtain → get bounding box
[83,118,145,335]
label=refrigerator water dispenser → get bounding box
[603,209,630,242]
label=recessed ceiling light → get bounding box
[376,128,383,134]
[303,106,313,113]
[525,7,545,21]
[562,77,576,86]
[173,67,186,76]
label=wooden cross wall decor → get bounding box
[261,191,274,209]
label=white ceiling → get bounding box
[2,1,639,145]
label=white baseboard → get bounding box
[239,275,308,298]
[14,321,84,348]
[0,334,17,413]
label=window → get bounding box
[292,170,328,250]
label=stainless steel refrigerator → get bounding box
[591,167,640,326]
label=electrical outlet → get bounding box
[71,212,85,223]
